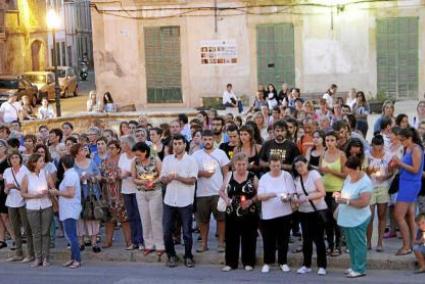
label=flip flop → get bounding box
[395,248,412,256]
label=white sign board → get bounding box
[200,40,238,65]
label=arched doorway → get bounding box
[31,40,42,71]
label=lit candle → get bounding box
[280,193,289,202]
[204,160,216,174]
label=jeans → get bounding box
[26,207,53,260]
[63,218,81,262]
[325,192,341,250]
[261,215,291,265]
[123,193,144,246]
[299,211,327,268]
[8,206,34,258]
[163,204,193,259]
[343,218,370,274]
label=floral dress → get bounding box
[134,157,160,191]
[100,156,127,223]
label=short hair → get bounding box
[107,140,121,151]
[7,150,23,166]
[149,127,163,136]
[273,120,287,130]
[232,152,248,164]
[60,155,75,169]
[178,113,189,124]
[38,125,48,132]
[128,120,138,127]
[415,212,425,223]
[227,124,239,133]
[120,135,136,148]
[24,134,36,143]
[65,136,78,145]
[49,128,63,141]
[132,142,151,157]
[333,120,349,132]
[331,84,338,89]
[226,83,232,88]
[269,154,282,163]
[27,153,43,173]
[62,122,74,130]
[345,156,362,170]
[70,143,83,158]
[212,116,225,126]
[172,134,186,143]
[202,129,213,137]
[96,137,108,144]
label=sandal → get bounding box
[143,249,154,256]
[69,261,81,269]
[395,248,412,256]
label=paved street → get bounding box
[0,261,424,284]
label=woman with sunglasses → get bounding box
[391,128,424,256]
[293,155,327,276]
[100,140,131,249]
[70,143,102,253]
[319,131,346,257]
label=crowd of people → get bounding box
[0,83,425,278]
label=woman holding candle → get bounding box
[366,135,393,252]
[392,128,424,256]
[100,140,131,249]
[333,156,372,278]
[70,143,102,253]
[220,152,258,272]
[132,142,164,256]
[21,153,55,267]
[292,155,328,275]
[257,154,295,273]
[48,155,82,269]
[320,131,346,257]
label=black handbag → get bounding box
[388,174,399,194]
[300,175,329,225]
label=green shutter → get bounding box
[144,26,182,103]
[376,17,418,100]
[256,23,295,89]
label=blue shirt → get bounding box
[337,174,372,228]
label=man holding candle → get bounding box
[160,134,198,268]
[192,130,230,253]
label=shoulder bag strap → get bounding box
[11,168,21,191]
[299,175,319,213]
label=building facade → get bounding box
[1,0,48,74]
[90,0,425,109]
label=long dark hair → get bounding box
[344,138,365,164]
[103,92,114,104]
[399,127,424,150]
[244,121,263,144]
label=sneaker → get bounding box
[317,268,327,275]
[344,268,353,275]
[184,257,194,268]
[166,256,177,268]
[222,266,232,272]
[297,266,312,274]
[280,264,290,272]
[245,265,254,271]
[347,271,366,278]
[261,264,270,273]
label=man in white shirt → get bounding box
[0,93,22,124]
[192,130,230,253]
[322,84,337,110]
[160,134,198,268]
[222,83,237,108]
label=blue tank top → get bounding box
[400,146,423,183]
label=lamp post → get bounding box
[46,8,61,117]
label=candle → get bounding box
[280,193,289,202]
[204,160,216,174]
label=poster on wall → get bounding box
[200,40,238,65]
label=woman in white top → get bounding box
[37,97,56,120]
[49,155,82,269]
[4,151,33,262]
[21,153,55,267]
[257,155,295,273]
[293,156,328,276]
[86,90,98,112]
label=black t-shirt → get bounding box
[259,139,300,168]
[219,142,237,160]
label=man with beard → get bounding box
[192,130,230,253]
[219,124,239,160]
[160,134,198,268]
[259,120,299,171]
[211,116,229,148]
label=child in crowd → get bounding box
[414,213,425,273]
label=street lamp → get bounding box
[46,8,61,117]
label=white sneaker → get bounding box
[297,266,312,274]
[347,271,366,278]
[317,268,327,275]
[261,264,270,273]
[280,264,291,272]
[222,266,232,272]
[344,268,353,275]
[245,265,254,271]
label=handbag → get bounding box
[300,175,328,225]
[388,173,400,194]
